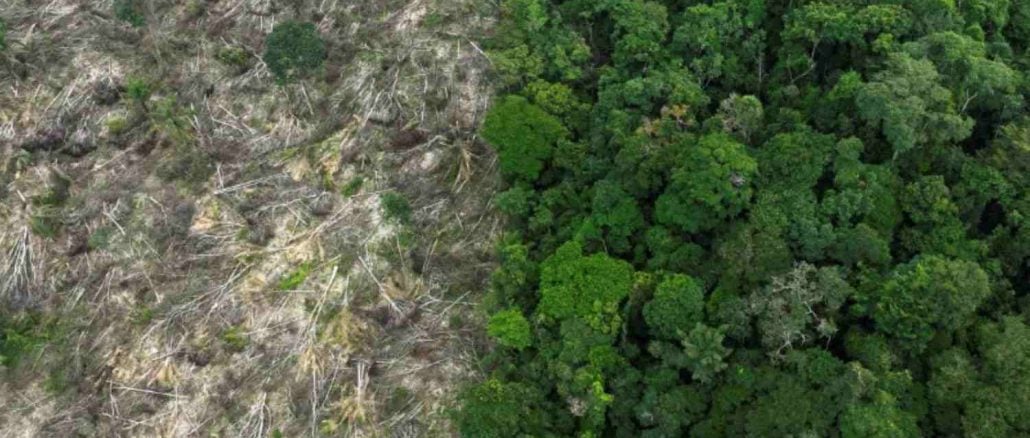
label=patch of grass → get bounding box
[278,262,314,291]
[31,190,67,208]
[385,386,414,415]
[184,0,205,18]
[449,313,465,330]
[31,172,71,207]
[156,145,214,190]
[10,149,32,173]
[423,11,445,29]
[319,419,340,436]
[381,192,412,224]
[44,369,69,394]
[131,306,154,326]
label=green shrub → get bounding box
[381,192,412,224]
[0,313,60,369]
[341,176,364,197]
[114,0,145,27]
[216,46,251,72]
[263,21,326,84]
[123,76,152,108]
[221,326,248,352]
[105,116,129,136]
[278,262,313,291]
[150,96,195,144]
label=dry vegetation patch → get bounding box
[0,0,498,435]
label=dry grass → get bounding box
[0,0,498,436]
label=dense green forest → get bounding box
[461,0,1030,436]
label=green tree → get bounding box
[717,94,765,143]
[263,21,326,84]
[757,130,835,190]
[457,378,550,437]
[905,32,1022,114]
[873,255,991,352]
[671,1,766,91]
[581,180,644,254]
[606,0,670,67]
[929,318,1030,437]
[681,324,732,383]
[481,95,567,182]
[643,274,705,340]
[747,263,853,355]
[536,241,634,332]
[655,133,758,233]
[856,52,974,157]
[488,309,532,350]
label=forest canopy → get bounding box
[463,0,1030,436]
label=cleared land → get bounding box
[0,0,498,435]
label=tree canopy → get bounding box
[463,0,1030,435]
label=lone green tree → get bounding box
[264,21,326,84]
